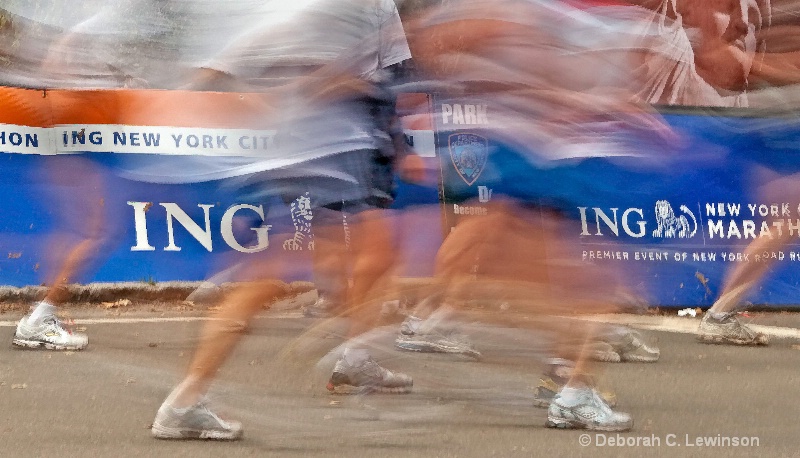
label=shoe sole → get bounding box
[151,422,242,440]
[534,395,618,409]
[620,352,660,363]
[326,381,413,395]
[12,338,87,351]
[545,417,633,432]
[326,372,412,395]
[395,340,482,360]
[696,333,769,346]
[589,351,622,363]
[594,351,660,363]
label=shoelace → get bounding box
[722,312,746,326]
[733,314,758,335]
[591,390,613,417]
[42,315,73,335]
[194,398,230,426]
[359,357,394,379]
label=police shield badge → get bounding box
[448,133,488,186]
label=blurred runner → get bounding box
[151,0,418,440]
[301,60,425,319]
[397,0,696,431]
[9,0,183,351]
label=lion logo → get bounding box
[284,193,315,251]
[652,200,697,238]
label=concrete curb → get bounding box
[0,280,318,305]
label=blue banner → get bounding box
[436,100,800,307]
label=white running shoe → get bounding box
[532,374,617,408]
[697,312,768,346]
[546,388,633,431]
[395,330,481,359]
[13,315,88,351]
[302,296,343,318]
[326,356,413,394]
[590,328,660,363]
[152,398,243,440]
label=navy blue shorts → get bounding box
[441,137,723,221]
[229,148,392,214]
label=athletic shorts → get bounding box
[230,148,393,214]
[441,137,724,220]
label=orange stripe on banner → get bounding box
[0,87,278,129]
[49,90,124,125]
[0,87,433,130]
[0,87,50,126]
[114,90,277,128]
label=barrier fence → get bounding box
[2,87,800,307]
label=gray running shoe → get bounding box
[302,297,342,318]
[151,399,243,440]
[398,317,420,336]
[591,328,660,363]
[13,315,88,351]
[546,389,632,431]
[395,316,481,359]
[533,375,617,408]
[697,312,768,346]
[395,331,481,359]
[326,356,413,394]
[588,341,622,363]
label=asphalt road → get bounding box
[1,308,798,458]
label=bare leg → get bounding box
[42,156,107,306]
[432,202,629,428]
[170,278,286,407]
[708,229,793,313]
[696,226,789,346]
[14,157,101,351]
[322,208,415,394]
[342,208,396,339]
[309,207,350,310]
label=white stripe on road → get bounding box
[1,313,799,340]
[0,316,218,327]
[582,314,800,340]
[0,313,308,327]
